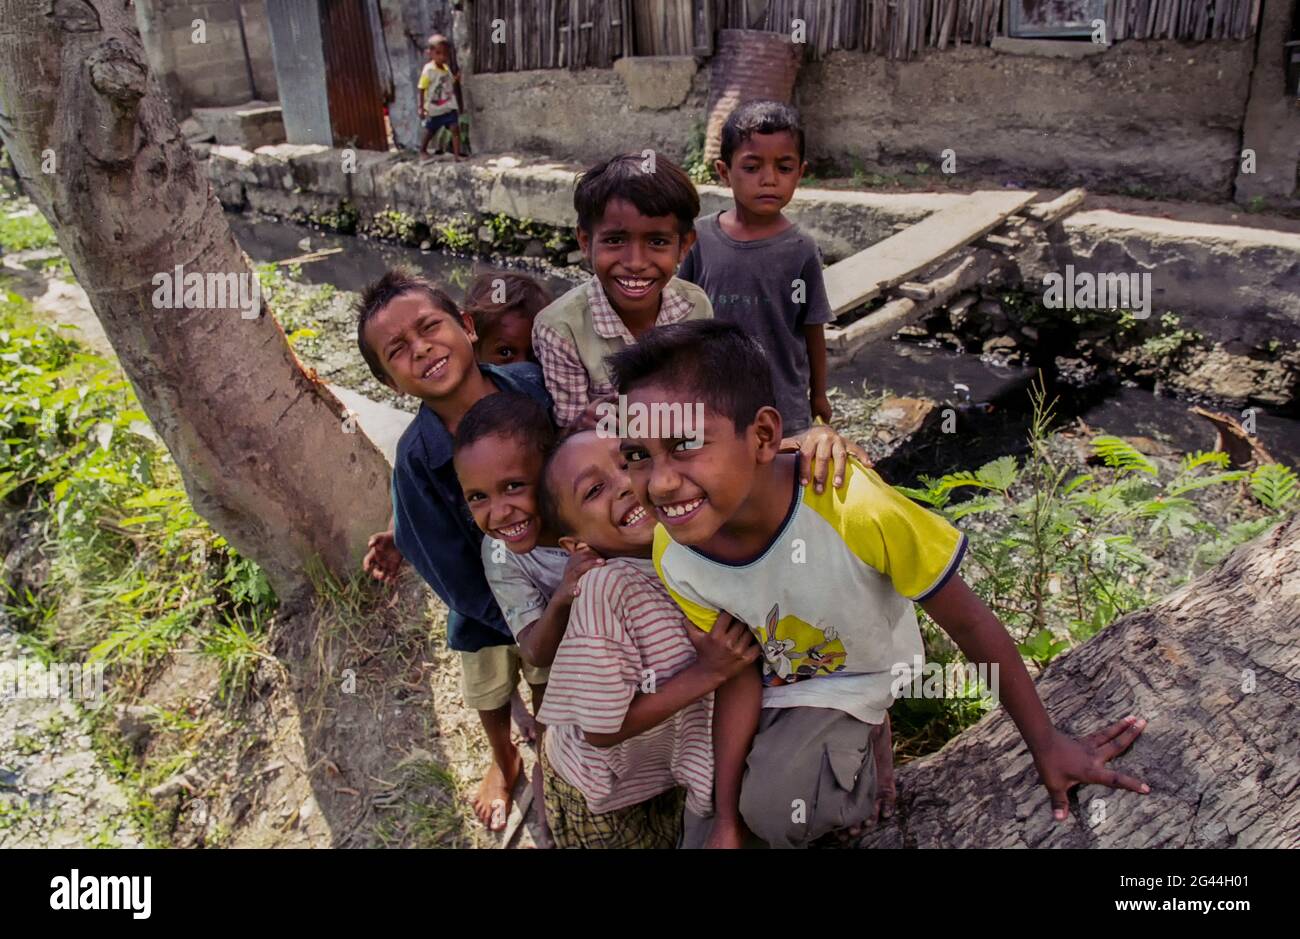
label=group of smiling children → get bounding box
[357,101,1149,849]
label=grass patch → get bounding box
[0,284,281,844]
[0,203,58,252]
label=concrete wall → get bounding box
[1234,0,1300,211]
[135,0,278,115]
[800,40,1256,203]
[264,0,331,146]
[465,58,708,165]
[465,39,1263,202]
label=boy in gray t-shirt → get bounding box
[480,538,569,644]
[678,100,833,434]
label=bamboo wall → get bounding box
[470,0,633,71]
[471,0,1260,70]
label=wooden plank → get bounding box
[822,189,1036,316]
[1024,187,1087,223]
[827,296,919,354]
[826,250,1007,359]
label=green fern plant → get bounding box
[1250,463,1298,511]
[900,380,1265,665]
[1090,436,1157,476]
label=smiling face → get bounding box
[455,432,547,553]
[363,291,478,403]
[577,198,695,325]
[476,309,534,366]
[717,130,806,219]
[619,382,781,548]
[547,431,655,557]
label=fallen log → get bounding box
[857,514,1300,848]
[1191,406,1276,469]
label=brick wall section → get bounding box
[704,29,802,162]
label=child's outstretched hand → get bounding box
[782,425,871,494]
[560,543,605,600]
[1032,717,1150,821]
[362,529,404,583]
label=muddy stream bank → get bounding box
[230,213,1300,479]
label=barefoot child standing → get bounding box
[357,269,549,832]
[417,35,462,160]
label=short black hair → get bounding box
[453,391,554,461]
[574,152,700,236]
[463,271,553,337]
[356,267,461,384]
[537,426,587,537]
[720,100,806,166]
[606,320,776,433]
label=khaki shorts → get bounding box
[459,644,549,711]
[739,706,882,848]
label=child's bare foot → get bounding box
[473,749,523,831]
[510,689,538,745]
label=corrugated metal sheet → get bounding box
[321,0,388,150]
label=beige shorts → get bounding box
[459,644,549,711]
[739,706,882,848]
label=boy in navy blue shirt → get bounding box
[357,268,552,833]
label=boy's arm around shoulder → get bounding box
[583,610,759,748]
[514,546,604,668]
[552,558,755,748]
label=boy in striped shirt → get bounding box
[611,321,1151,848]
[532,427,759,848]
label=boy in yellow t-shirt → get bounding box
[418,35,462,160]
[610,320,1152,848]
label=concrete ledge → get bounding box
[203,147,1300,341]
[192,102,286,149]
[1046,209,1300,333]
